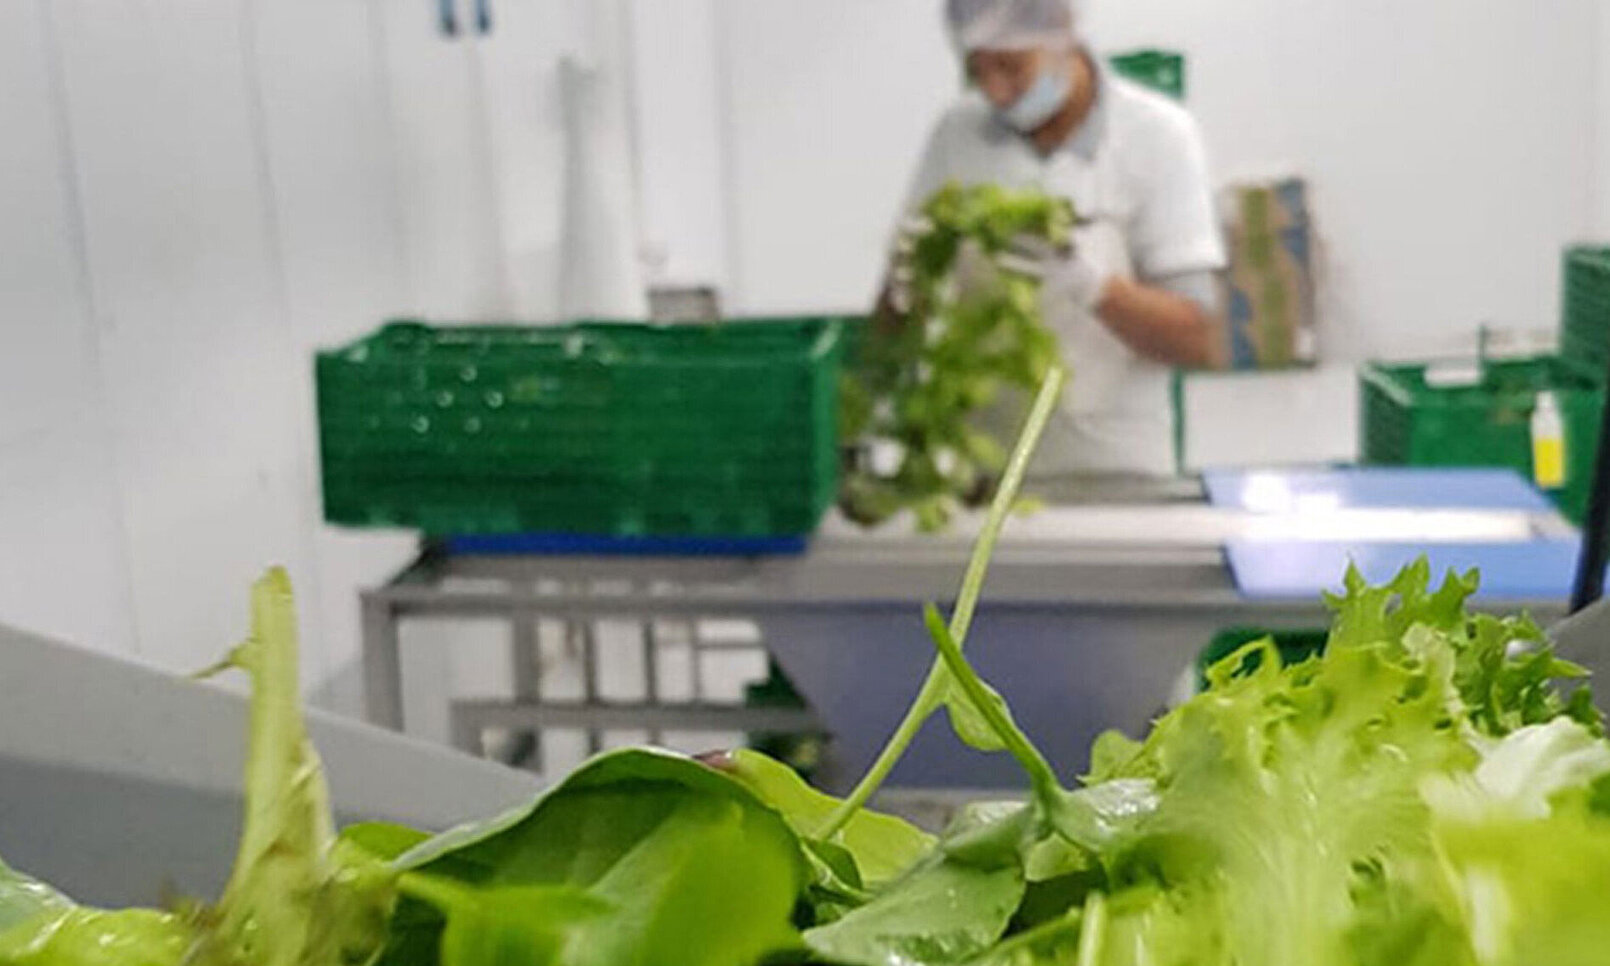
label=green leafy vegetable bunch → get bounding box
[841,182,1074,531]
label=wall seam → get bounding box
[36,0,145,658]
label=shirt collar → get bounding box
[1063,48,1109,161]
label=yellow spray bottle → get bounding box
[1532,390,1566,491]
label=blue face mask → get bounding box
[1000,65,1072,133]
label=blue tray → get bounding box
[1225,538,1596,601]
[1204,467,1554,512]
[438,533,808,557]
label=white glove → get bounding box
[997,234,1112,314]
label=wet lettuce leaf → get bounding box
[382,748,808,966]
[802,853,1023,966]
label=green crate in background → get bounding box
[1110,50,1186,100]
[316,317,850,538]
[1359,355,1605,523]
[1563,245,1610,381]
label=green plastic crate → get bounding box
[1563,245,1610,382]
[1110,50,1186,100]
[1359,355,1605,523]
[840,316,872,370]
[316,317,849,537]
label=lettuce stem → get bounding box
[817,367,1066,840]
[926,607,1062,801]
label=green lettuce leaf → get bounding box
[713,748,932,887]
[1429,807,1610,966]
[706,746,932,921]
[0,859,190,966]
[386,748,808,966]
[0,905,193,966]
[803,853,1023,966]
[1344,717,1610,966]
[0,860,71,936]
[1325,560,1600,737]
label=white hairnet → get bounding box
[946,0,1080,53]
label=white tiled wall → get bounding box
[0,0,630,723]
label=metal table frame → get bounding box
[359,505,1574,772]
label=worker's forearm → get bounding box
[1094,274,1224,370]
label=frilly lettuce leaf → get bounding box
[1081,559,1603,966]
[1426,783,1610,966]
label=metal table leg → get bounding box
[360,592,404,731]
[575,619,602,754]
[449,706,483,755]
[501,604,544,768]
[689,620,705,703]
[643,621,662,746]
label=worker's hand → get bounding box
[997,234,1113,315]
[885,215,933,315]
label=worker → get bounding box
[882,0,1227,477]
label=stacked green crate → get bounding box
[1563,246,1610,380]
[1195,628,1329,692]
[1359,356,1603,522]
[316,318,849,538]
[1358,247,1610,523]
[1110,50,1186,100]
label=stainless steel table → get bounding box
[359,499,1576,791]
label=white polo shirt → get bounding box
[898,60,1226,477]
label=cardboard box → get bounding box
[1220,177,1317,369]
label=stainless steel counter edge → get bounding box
[0,621,539,831]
